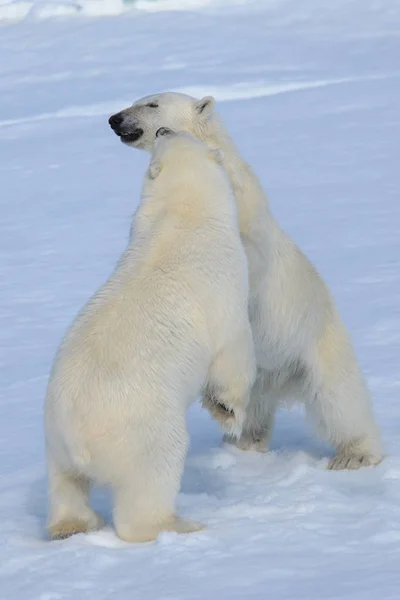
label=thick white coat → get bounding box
[109,92,383,469]
[44,131,256,542]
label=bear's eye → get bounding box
[147,102,159,108]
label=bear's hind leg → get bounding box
[112,417,204,543]
[114,484,204,543]
[47,458,103,540]
[310,383,383,470]
[305,341,383,470]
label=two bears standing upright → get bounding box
[44,91,382,543]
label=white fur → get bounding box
[109,92,383,469]
[44,131,256,542]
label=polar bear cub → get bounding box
[44,128,256,543]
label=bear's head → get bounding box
[108,92,216,151]
[145,127,223,182]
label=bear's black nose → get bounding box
[108,113,124,129]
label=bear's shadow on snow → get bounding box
[270,408,331,459]
[28,478,48,537]
[28,407,330,538]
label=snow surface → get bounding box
[0,0,238,25]
[1,0,400,598]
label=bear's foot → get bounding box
[328,437,383,470]
[48,513,104,540]
[223,432,268,453]
[117,516,205,543]
[202,395,244,438]
[328,453,382,470]
[170,516,205,536]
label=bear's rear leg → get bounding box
[112,420,204,543]
[306,363,383,471]
[113,479,204,543]
[114,498,204,543]
[47,458,103,540]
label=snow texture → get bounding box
[0,0,237,25]
[0,0,400,598]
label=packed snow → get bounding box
[0,0,400,598]
[0,0,233,24]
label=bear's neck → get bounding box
[195,115,272,238]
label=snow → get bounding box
[0,0,400,598]
[0,0,236,25]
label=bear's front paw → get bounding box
[202,394,244,438]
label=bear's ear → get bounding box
[209,148,224,164]
[148,160,162,180]
[195,96,216,118]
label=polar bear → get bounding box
[108,92,383,470]
[44,129,256,542]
